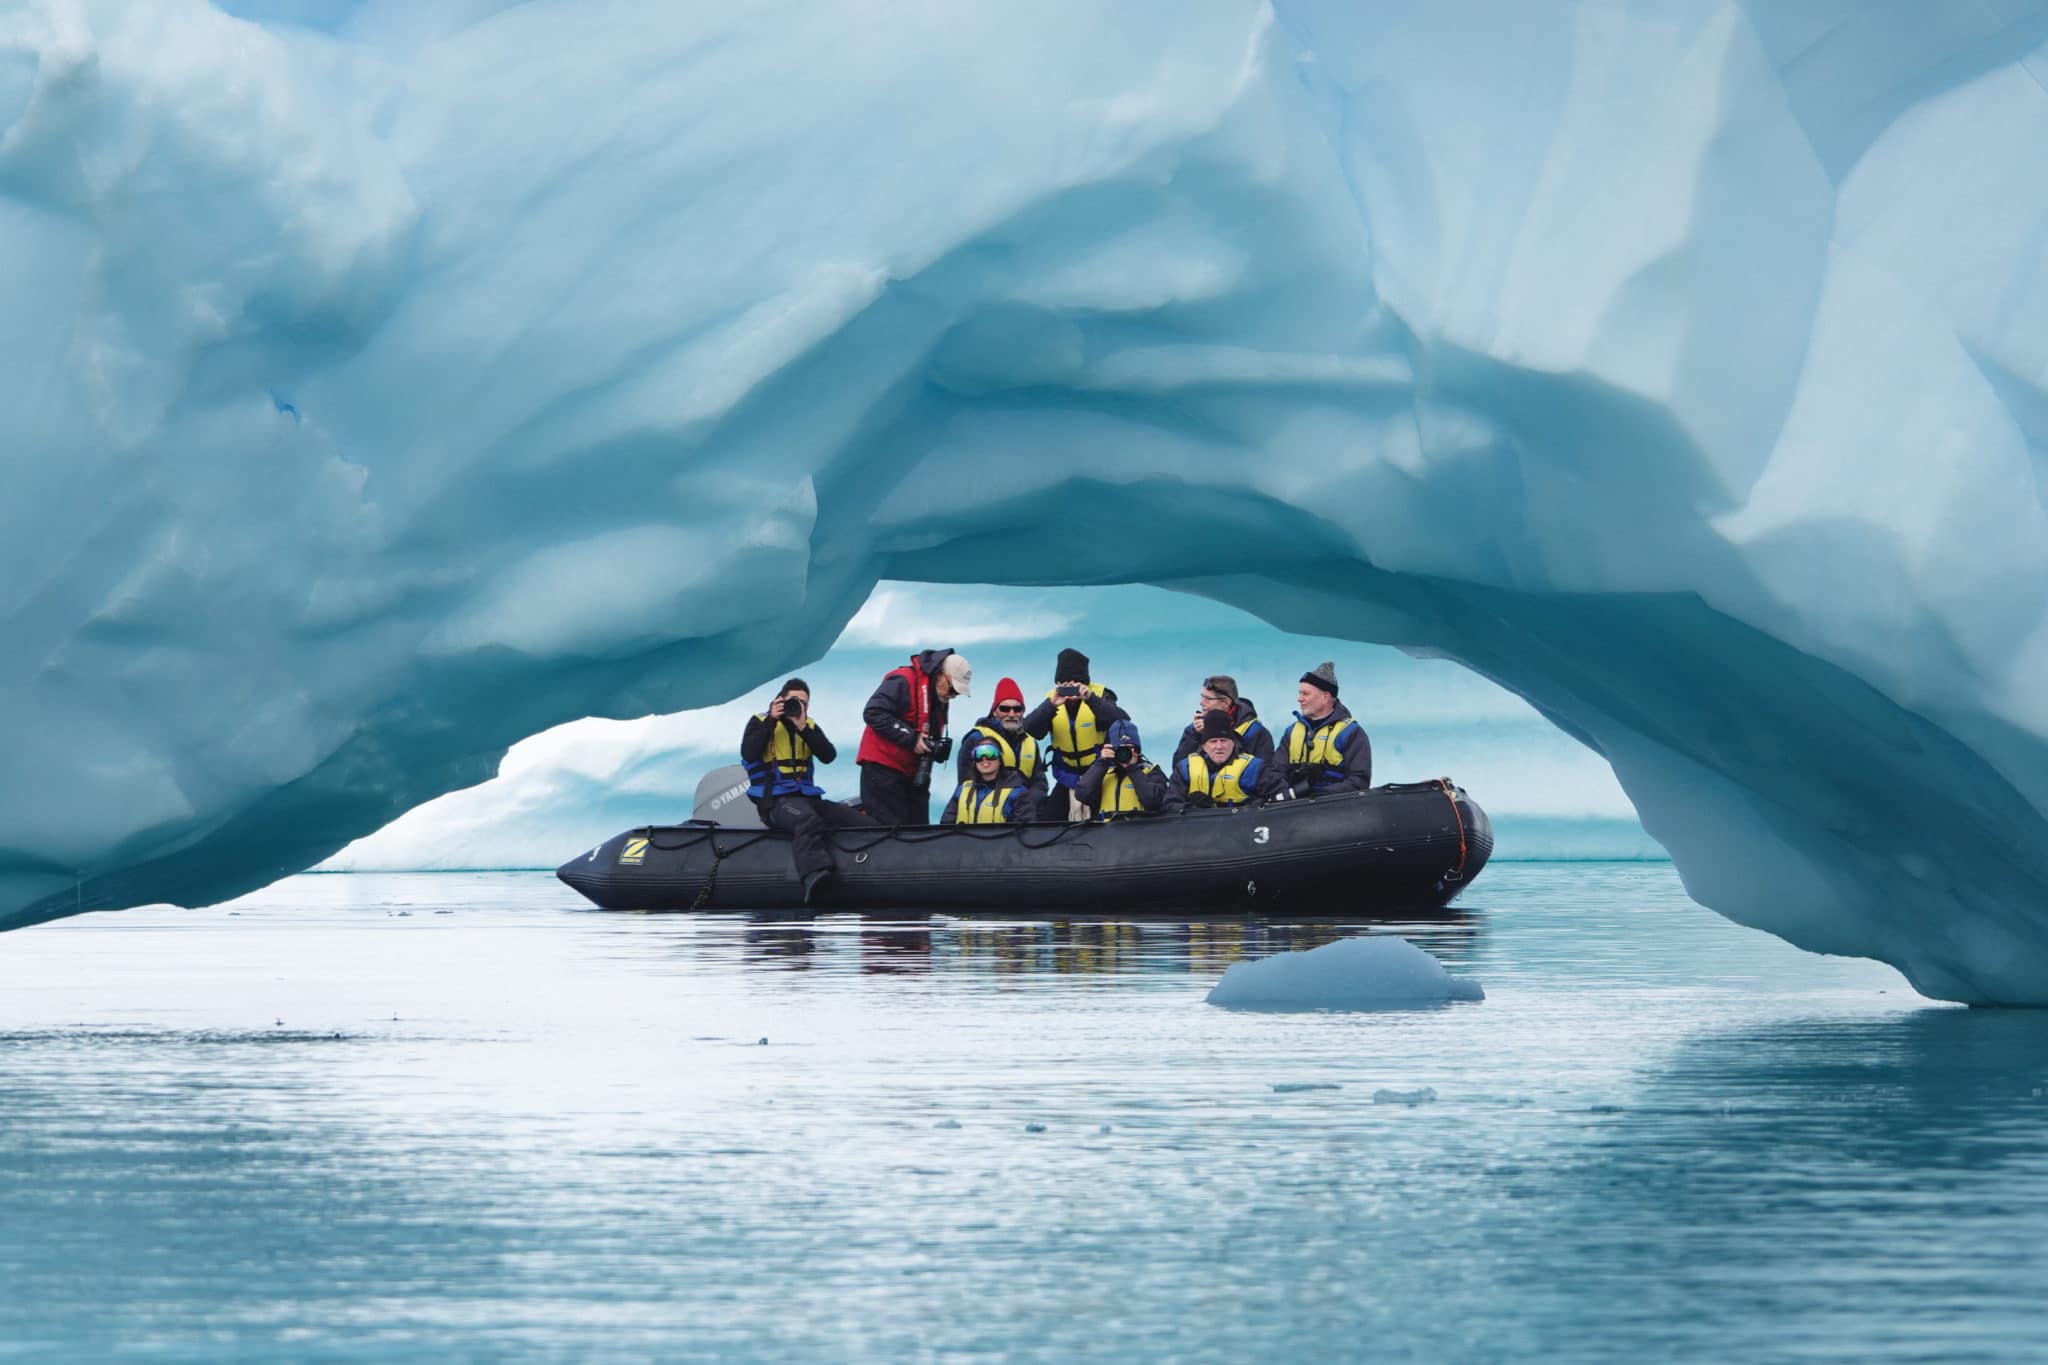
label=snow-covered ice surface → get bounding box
[7,3,2048,1001]
[1207,934,1484,1010]
[7,865,2048,1360]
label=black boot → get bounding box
[801,868,834,906]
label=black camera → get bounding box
[1058,682,1086,700]
[1112,744,1135,767]
[780,695,804,718]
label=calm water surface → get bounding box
[4,865,2047,1361]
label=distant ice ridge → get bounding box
[1207,937,1483,1011]
[4,3,2048,1002]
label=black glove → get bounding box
[932,736,953,763]
[1188,792,1215,809]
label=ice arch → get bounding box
[5,1,2048,1003]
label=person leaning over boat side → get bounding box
[1073,718,1166,821]
[1166,708,1285,812]
[1280,660,1372,798]
[857,648,971,825]
[956,676,1046,800]
[742,678,879,905]
[1169,673,1276,770]
[941,738,1037,824]
[1020,647,1130,821]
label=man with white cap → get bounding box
[1280,660,1373,798]
[856,648,973,824]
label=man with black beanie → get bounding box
[1020,647,1129,821]
[1279,660,1372,797]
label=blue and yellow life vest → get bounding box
[1284,713,1360,791]
[1183,753,1262,807]
[744,717,823,799]
[1046,684,1109,781]
[1091,765,1156,821]
[971,723,1039,782]
[952,780,1020,824]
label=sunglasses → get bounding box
[995,704,1025,713]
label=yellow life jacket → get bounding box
[953,780,1018,824]
[971,723,1038,781]
[1184,752,1259,806]
[1092,766,1153,820]
[1046,684,1109,774]
[744,716,821,799]
[1285,714,1361,790]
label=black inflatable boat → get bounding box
[557,780,1491,914]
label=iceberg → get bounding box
[5,1,2048,1003]
[1206,935,1483,1010]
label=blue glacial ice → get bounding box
[5,2,2048,1003]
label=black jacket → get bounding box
[1073,755,1167,819]
[1280,699,1372,796]
[1020,687,1131,782]
[740,713,837,767]
[861,647,955,761]
[1164,738,1285,812]
[940,768,1037,824]
[955,714,1048,796]
[1169,696,1277,769]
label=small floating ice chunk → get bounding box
[1272,1082,1343,1093]
[1206,937,1483,1011]
[1024,1122,1046,1133]
[1373,1086,1438,1106]
[933,1119,962,1130]
[1098,1124,1112,1134]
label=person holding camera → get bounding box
[1166,708,1286,812]
[1281,660,1372,798]
[741,679,878,904]
[856,647,972,825]
[1021,648,1129,821]
[940,737,1038,824]
[1170,674,1275,769]
[1073,719,1165,821]
[956,676,1046,799]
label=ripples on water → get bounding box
[3,866,2046,1360]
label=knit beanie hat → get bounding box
[1300,660,1339,696]
[1198,709,1238,741]
[993,676,1025,709]
[1055,647,1090,683]
[941,653,972,698]
[1107,719,1142,750]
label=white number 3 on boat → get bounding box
[1252,827,1270,845]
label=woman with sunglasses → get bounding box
[955,676,1047,800]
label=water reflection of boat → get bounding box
[731,915,1484,979]
[558,784,1491,914]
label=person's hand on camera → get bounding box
[913,733,932,755]
[1098,744,1116,762]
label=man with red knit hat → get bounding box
[956,675,1046,800]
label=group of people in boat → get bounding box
[738,646,1371,903]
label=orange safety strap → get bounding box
[1435,777,1468,882]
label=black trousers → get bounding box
[757,796,880,881]
[858,762,930,826]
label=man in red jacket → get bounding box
[856,647,972,824]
